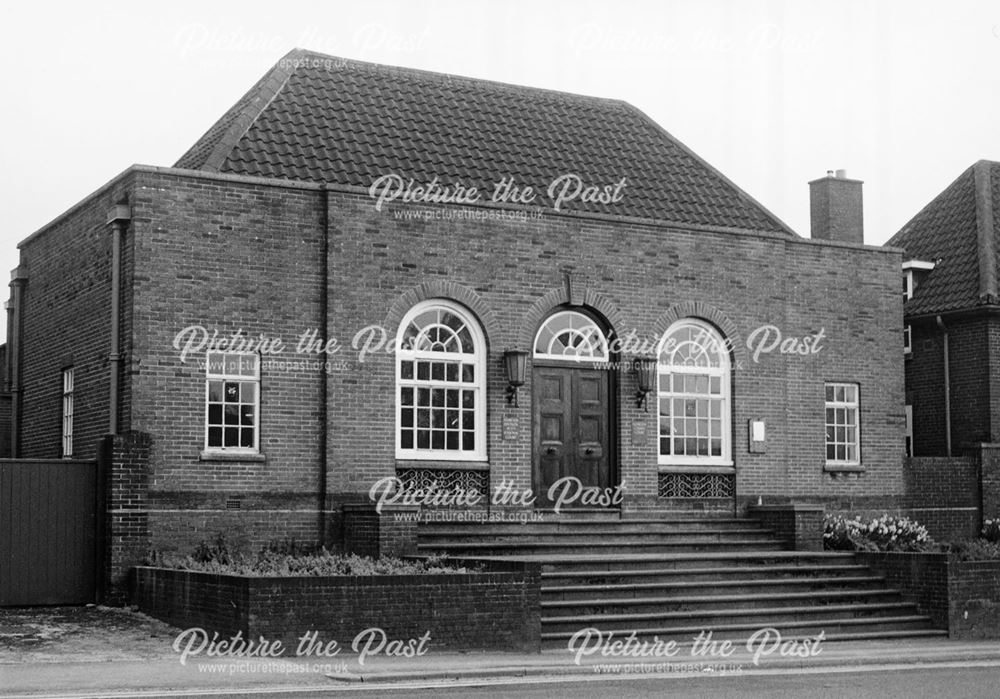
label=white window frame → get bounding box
[656,319,732,467]
[61,367,74,458]
[204,351,261,453]
[904,325,912,355]
[903,270,914,301]
[533,310,610,363]
[825,382,861,466]
[395,299,487,461]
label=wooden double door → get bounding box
[532,365,615,508]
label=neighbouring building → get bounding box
[885,160,1000,539]
[888,160,1000,456]
[7,49,906,566]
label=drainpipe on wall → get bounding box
[107,205,131,435]
[8,267,27,457]
[318,186,329,544]
[4,300,12,392]
[936,315,952,457]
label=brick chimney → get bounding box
[809,169,863,244]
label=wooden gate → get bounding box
[0,459,100,605]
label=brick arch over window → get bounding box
[384,282,500,350]
[651,302,746,368]
[517,287,626,350]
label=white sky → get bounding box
[1,0,998,338]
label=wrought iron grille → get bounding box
[396,468,489,501]
[658,472,735,498]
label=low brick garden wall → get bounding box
[134,558,541,653]
[858,552,1000,639]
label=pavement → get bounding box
[2,606,1000,697]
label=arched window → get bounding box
[533,310,609,361]
[657,319,731,465]
[396,300,486,460]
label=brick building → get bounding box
[7,49,906,554]
[887,160,1000,457]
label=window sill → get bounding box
[395,460,489,471]
[824,462,864,473]
[658,464,735,475]
[200,450,266,463]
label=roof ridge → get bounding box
[289,48,630,110]
[201,51,299,172]
[174,49,301,170]
[974,160,997,303]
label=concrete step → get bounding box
[527,551,859,573]
[418,531,782,546]
[419,519,770,535]
[540,619,945,648]
[542,575,888,600]
[541,589,904,616]
[418,539,788,556]
[540,602,926,634]
[531,508,623,520]
[541,563,874,586]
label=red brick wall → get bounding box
[16,174,134,458]
[134,562,542,652]
[128,169,328,550]
[324,190,904,507]
[857,552,1000,639]
[906,315,996,456]
[17,167,907,551]
[903,456,980,541]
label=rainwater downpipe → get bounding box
[107,205,131,435]
[936,315,951,457]
[8,268,27,457]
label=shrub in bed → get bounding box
[146,534,476,576]
[823,513,934,552]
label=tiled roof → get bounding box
[887,161,1000,316]
[176,49,794,235]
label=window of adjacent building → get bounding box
[903,325,912,355]
[61,367,74,457]
[825,383,860,464]
[657,319,732,465]
[903,271,913,301]
[533,310,609,361]
[396,300,486,461]
[205,352,260,452]
[905,404,913,458]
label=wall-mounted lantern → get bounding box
[504,349,529,407]
[634,356,658,411]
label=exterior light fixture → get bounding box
[634,356,658,411]
[503,349,529,407]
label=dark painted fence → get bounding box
[0,459,100,605]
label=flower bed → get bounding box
[824,513,933,552]
[133,557,541,653]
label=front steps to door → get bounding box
[414,514,947,651]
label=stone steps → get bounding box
[415,515,945,650]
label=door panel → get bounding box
[533,365,612,507]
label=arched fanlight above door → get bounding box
[533,310,609,362]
